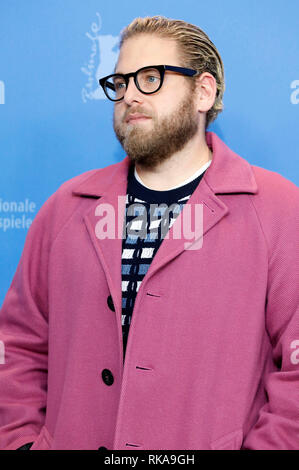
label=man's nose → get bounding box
[123,77,144,105]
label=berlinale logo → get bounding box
[0,80,5,104]
[290,80,299,104]
[81,13,119,103]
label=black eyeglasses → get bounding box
[99,64,199,101]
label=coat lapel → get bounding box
[144,132,258,278]
[73,159,131,320]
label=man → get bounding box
[0,16,299,450]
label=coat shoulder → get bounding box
[249,164,299,256]
[39,160,123,209]
[56,168,100,191]
[251,164,299,210]
[27,162,124,247]
[55,164,115,193]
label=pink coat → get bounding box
[1,131,299,450]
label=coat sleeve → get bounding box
[242,176,299,450]
[0,194,55,450]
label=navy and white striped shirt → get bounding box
[121,159,211,359]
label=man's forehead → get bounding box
[115,35,179,74]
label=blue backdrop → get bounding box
[0,0,298,306]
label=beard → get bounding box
[113,88,199,170]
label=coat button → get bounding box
[102,369,114,386]
[107,295,115,312]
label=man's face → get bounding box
[113,34,199,169]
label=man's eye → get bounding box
[115,82,126,90]
[146,75,159,83]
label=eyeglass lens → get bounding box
[105,67,162,100]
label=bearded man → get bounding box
[1,16,299,451]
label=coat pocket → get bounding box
[210,429,243,450]
[30,425,53,450]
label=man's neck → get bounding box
[134,132,212,191]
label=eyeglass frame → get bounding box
[99,64,200,101]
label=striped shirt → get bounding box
[121,159,211,359]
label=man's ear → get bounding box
[194,72,217,113]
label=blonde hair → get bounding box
[119,16,225,129]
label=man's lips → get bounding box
[125,113,151,123]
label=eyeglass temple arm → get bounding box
[165,65,199,76]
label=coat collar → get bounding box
[72,131,258,199]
